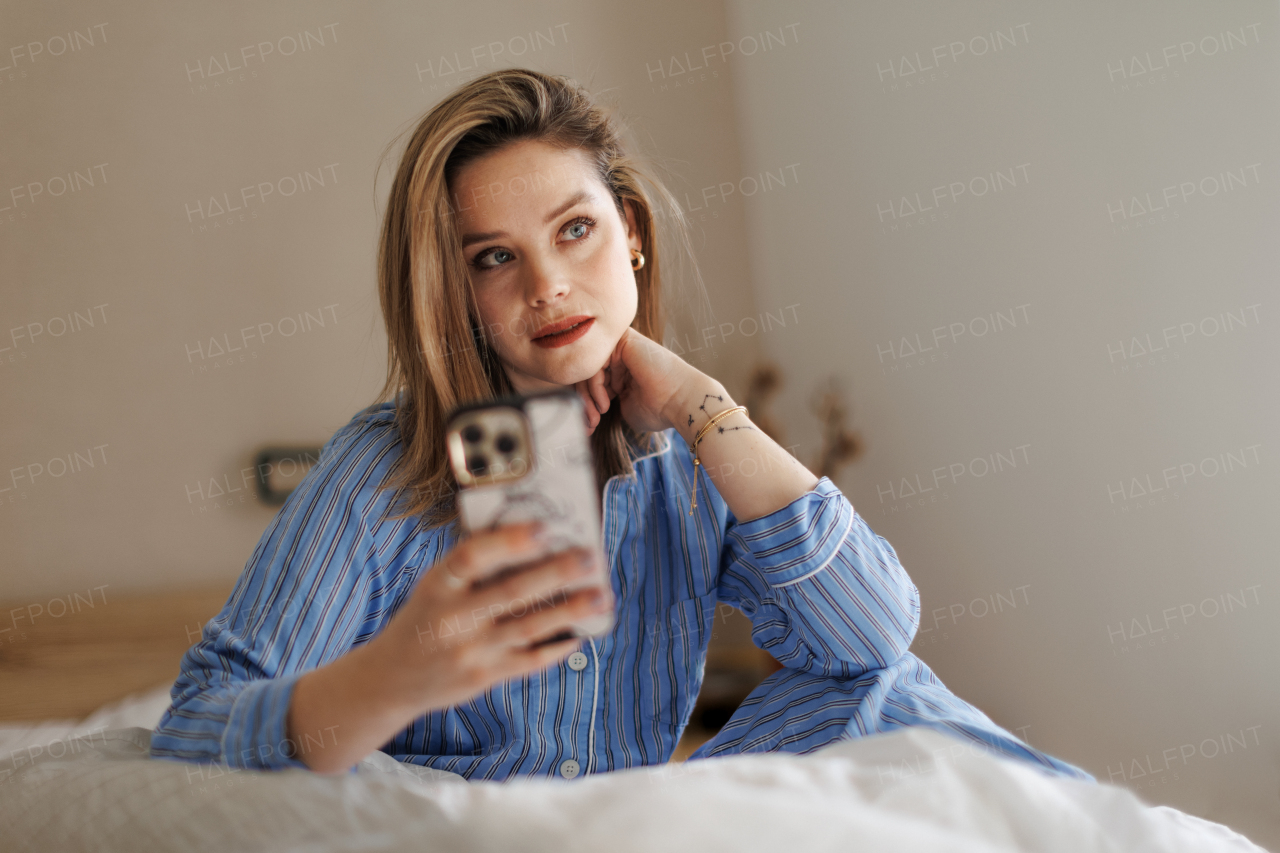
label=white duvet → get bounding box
[0,686,1266,852]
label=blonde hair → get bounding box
[369,69,693,526]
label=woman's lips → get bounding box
[532,317,594,348]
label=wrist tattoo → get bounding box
[687,393,753,437]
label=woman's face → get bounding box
[450,139,641,395]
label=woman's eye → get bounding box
[475,248,514,269]
[562,217,595,242]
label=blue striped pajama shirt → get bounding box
[150,400,1091,781]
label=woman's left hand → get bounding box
[574,327,695,436]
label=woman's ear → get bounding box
[623,200,642,254]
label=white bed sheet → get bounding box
[0,685,1267,853]
[0,681,176,759]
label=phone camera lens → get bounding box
[495,433,516,454]
[462,424,484,444]
[466,455,488,475]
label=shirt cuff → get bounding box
[726,476,854,587]
[221,671,310,771]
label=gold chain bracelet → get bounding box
[689,404,748,515]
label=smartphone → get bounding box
[444,388,613,643]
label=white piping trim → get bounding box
[604,428,673,487]
[586,637,600,773]
[771,505,855,588]
[632,428,673,464]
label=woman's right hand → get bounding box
[368,520,614,717]
[286,520,612,773]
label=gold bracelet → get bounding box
[689,404,748,515]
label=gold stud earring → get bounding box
[630,249,645,271]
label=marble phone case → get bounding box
[446,388,613,639]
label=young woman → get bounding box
[151,69,1090,782]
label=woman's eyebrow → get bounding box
[460,229,499,249]
[460,189,596,248]
[461,229,504,249]
[542,189,594,224]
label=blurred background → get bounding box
[1,0,1276,845]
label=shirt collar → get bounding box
[625,428,672,466]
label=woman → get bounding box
[151,69,1090,782]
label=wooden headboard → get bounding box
[0,584,235,722]
[0,580,779,761]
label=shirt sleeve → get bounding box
[149,416,401,771]
[714,477,921,680]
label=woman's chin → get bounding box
[529,338,613,385]
[510,364,590,393]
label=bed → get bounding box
[0,588,1267,852]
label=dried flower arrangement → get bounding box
[742,362,863,480]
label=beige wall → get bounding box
[1,0,761,596]
[723,0,1278,845]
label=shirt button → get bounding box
[559,759,580,779]
[567,652,588,671]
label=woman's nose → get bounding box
[522,253,570,307]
